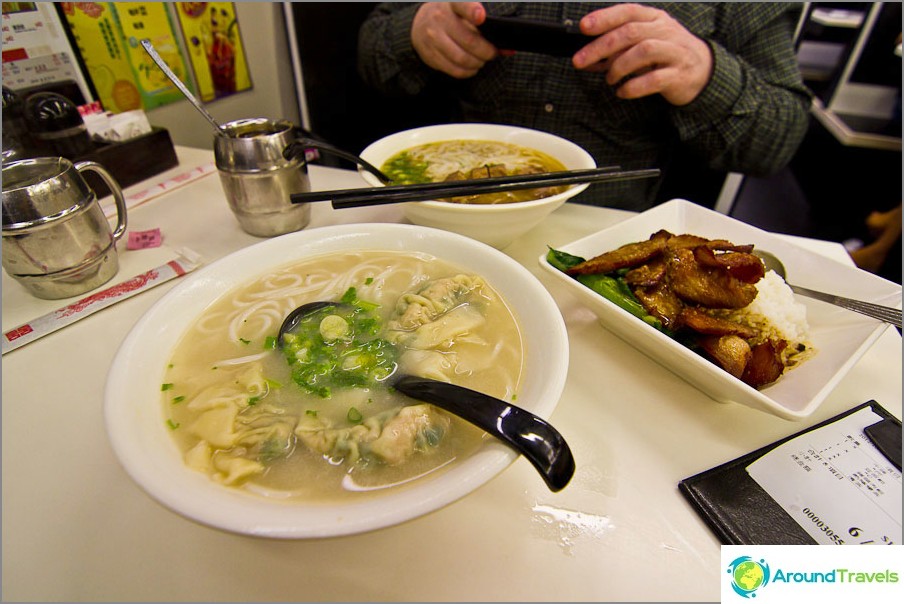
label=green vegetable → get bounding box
[576,273,664,330]
[280,289,397,399]
[547,247,668,333]
[171,396,186,404]
[340,287,379,312]
[545,247,586,271]
[166,419,180,430]
[381,151,431,185]
[319,314,350,341]
[239,338,251,345]
[347,407,363,423]
[161,383,174,391]
[263,336,277,350]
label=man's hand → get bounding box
[573,3,713,106]
[411,2,498,79]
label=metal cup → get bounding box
[213,118,311,237]
[2,157,128,299]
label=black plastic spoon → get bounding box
[277,301,575,492]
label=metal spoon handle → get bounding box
[391,375,575,492]
[284,139,391,184]
[789,284,902,328]
[140,39,225,135]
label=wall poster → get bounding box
[175,2,252,101]
[61,2,190,112]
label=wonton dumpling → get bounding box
[187,364,268,412]
[394,304,486,350]
[295,415,382,464]
[185,440,213,473]
[295,404,449,465]
[398,349,455,382]
[189,405,241,448]
[389,275,486,331]
[368,404,450,465]
[213,455,265,485]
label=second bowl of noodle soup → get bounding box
[358,124,596,249]
[105,223,569,537]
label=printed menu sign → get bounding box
[1,2,94,101]
[747,407,902,546]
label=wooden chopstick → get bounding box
[289,167,660,209]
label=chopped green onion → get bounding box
[365,277,374,285]
[161,383,174,391]
[347,407,363,423]
[166,419,180,430]
[171,395,186,404]
[264,336,277,350]
[265,378,282,389]
[305,409,319,417]
[248,396,261,406]
[239,338,251,345]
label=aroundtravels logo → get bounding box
[727,556,771,598]
[722,546,903,603]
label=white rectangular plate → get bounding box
[538,199,902,420]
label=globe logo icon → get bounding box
[727,556,770,598]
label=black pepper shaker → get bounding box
[23,92,93,159]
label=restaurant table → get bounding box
[2,146,901,602]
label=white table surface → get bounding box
[2,146,901,602]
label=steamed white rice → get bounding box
[725,270,816,367]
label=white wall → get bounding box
[144,2,299,150]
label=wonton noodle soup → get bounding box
[162,251,524,503]
[381,140,569,204]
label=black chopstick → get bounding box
[301,165,623,201]
[289,166,660,209]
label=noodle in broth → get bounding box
[381,139,569,204]
[162,251,524,503]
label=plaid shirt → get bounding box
[358,3,813,210]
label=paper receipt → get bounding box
[747,407,901,545]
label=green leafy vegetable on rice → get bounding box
[546,247,667,333]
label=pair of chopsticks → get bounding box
[290,166,661,209]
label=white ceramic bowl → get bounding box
[105,223,569,538]
[358,123,595,249]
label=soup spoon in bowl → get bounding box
[277,301,575,492]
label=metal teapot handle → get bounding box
[74,160,128,242]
